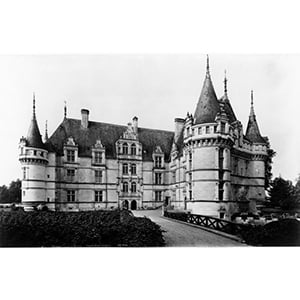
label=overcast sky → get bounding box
[0,54,299,185]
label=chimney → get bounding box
[133,116,138,134]
[81,109,89,129]
[174,118,185,143]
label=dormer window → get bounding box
[67,150,75,162]
[131,144,136,155]
[123,143,128,155]
[94,151,102,164]
[155,157,162,168]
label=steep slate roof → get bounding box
[46,118,175,161]
[194,59,221,125]
[245,92,266,144]
[219,96,237,124]
[26,97,45,149]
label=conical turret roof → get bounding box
[245,91,266,144]
[26,95,45,149]
[194,57,221,124]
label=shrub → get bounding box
[0,210,165,247]
[239,219,300,246]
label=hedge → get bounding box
[239,219,300,246]
[0,210,165,247]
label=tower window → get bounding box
[123,182,128,193]
[131,163,136,175]
[23,168,26,179]
[67,190,75,202]
[95,170,103,183]
[123,143,128,155]
[131,144,136,155]
[122,163,128,174]
[66,150,75,162]
[221,122,226,133]
[95,191,103,202]
[131,182,137,193]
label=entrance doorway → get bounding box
[130,200,137,210]
[123,200,129,210]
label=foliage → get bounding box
[0,179,21,203]
[268,177,298,210]
[265,148,276,189]
[0,210,165,247]
[240,219,300,246]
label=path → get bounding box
[133,209,244,247]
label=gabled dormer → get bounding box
[92,139,105,165]
[63,136,78,164]
[152,145,165,169]
[116,117,142,160]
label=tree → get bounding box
[265,148,276,189]
[8,179,21,203]
[268,177,297,210]
[0,179,21,203]
[0,185,9,203]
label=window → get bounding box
[155,191,162,201]
[221,122,226,133]
[95,191,103,202]
[189,190,192,200]
[67,190,75,202]
[155,156,162,168]
[67,150,75,162]
[189,152,192,162]
[95,170,103,183]
[123,143,128,155]
[47,197,50,202]
[23,168,26,179]
[205,126,210,134]
[131,144,136,155]
[131,163,136,175]
[214,126,217,133]
[123,182,128,193]
[67,169,75,181]
[34,150,37,155]
[131,182,137,193]
[122,163,128,174]
[198,127,202,135]
[23,190,25,196]
[94,152,102,164]
[155,173,162,185]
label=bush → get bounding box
[239,219,300,246]
[0,210,165,247]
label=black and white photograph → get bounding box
[0,1,299,300]
[0,54,299,247]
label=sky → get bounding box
[0,54,299,185]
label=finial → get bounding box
[45,120,49,141]
[250,90,255,118]
[64,100,67,119]
[224,70,228,96]
[206,54,210,77]
[33,92,36,119]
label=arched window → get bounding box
[131,182,136,193]
[123,143,128,154]
[123,182,128,193]
[131,163,136,175]
[122,163,128,174]
[131,144,136,155]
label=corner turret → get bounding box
[245,91,267,144]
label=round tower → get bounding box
[19,94,49,209]
[184,57,235,217]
